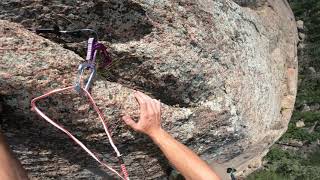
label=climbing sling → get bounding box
[30,28,129,180]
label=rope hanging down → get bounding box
[30,28,129,179]
[31,86,129,179]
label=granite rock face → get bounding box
[0,0,298,179]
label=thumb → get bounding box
[122,115,138,130]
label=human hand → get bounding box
[122,91,162,137]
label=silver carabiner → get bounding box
[74,63,96,93]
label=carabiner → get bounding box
[74,63,96,93]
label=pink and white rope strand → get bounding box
[31,86,129,180]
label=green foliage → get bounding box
[291,111,320,125]
[305,149,320,166]
[246,170,290,180]
[248,148,320,180]
[265,147,294,161]
[290,0,320,70]
[281,123,320,142]
[280,111,320,143]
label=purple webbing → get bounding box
[86,38,96,67]
[85,38,112,69]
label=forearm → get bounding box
[123,91,220,179]
[0,133,28,180]
[150,129,220,180]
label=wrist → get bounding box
[148,128,166,142]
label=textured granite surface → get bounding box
[0,0,298,179]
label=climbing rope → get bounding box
[30,28,129,179]
[31,86,129,179]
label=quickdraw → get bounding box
[30,28,129,180]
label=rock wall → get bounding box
[0,0,298,179]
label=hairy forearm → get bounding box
[150,129,220,180]
[0,133,28,180]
